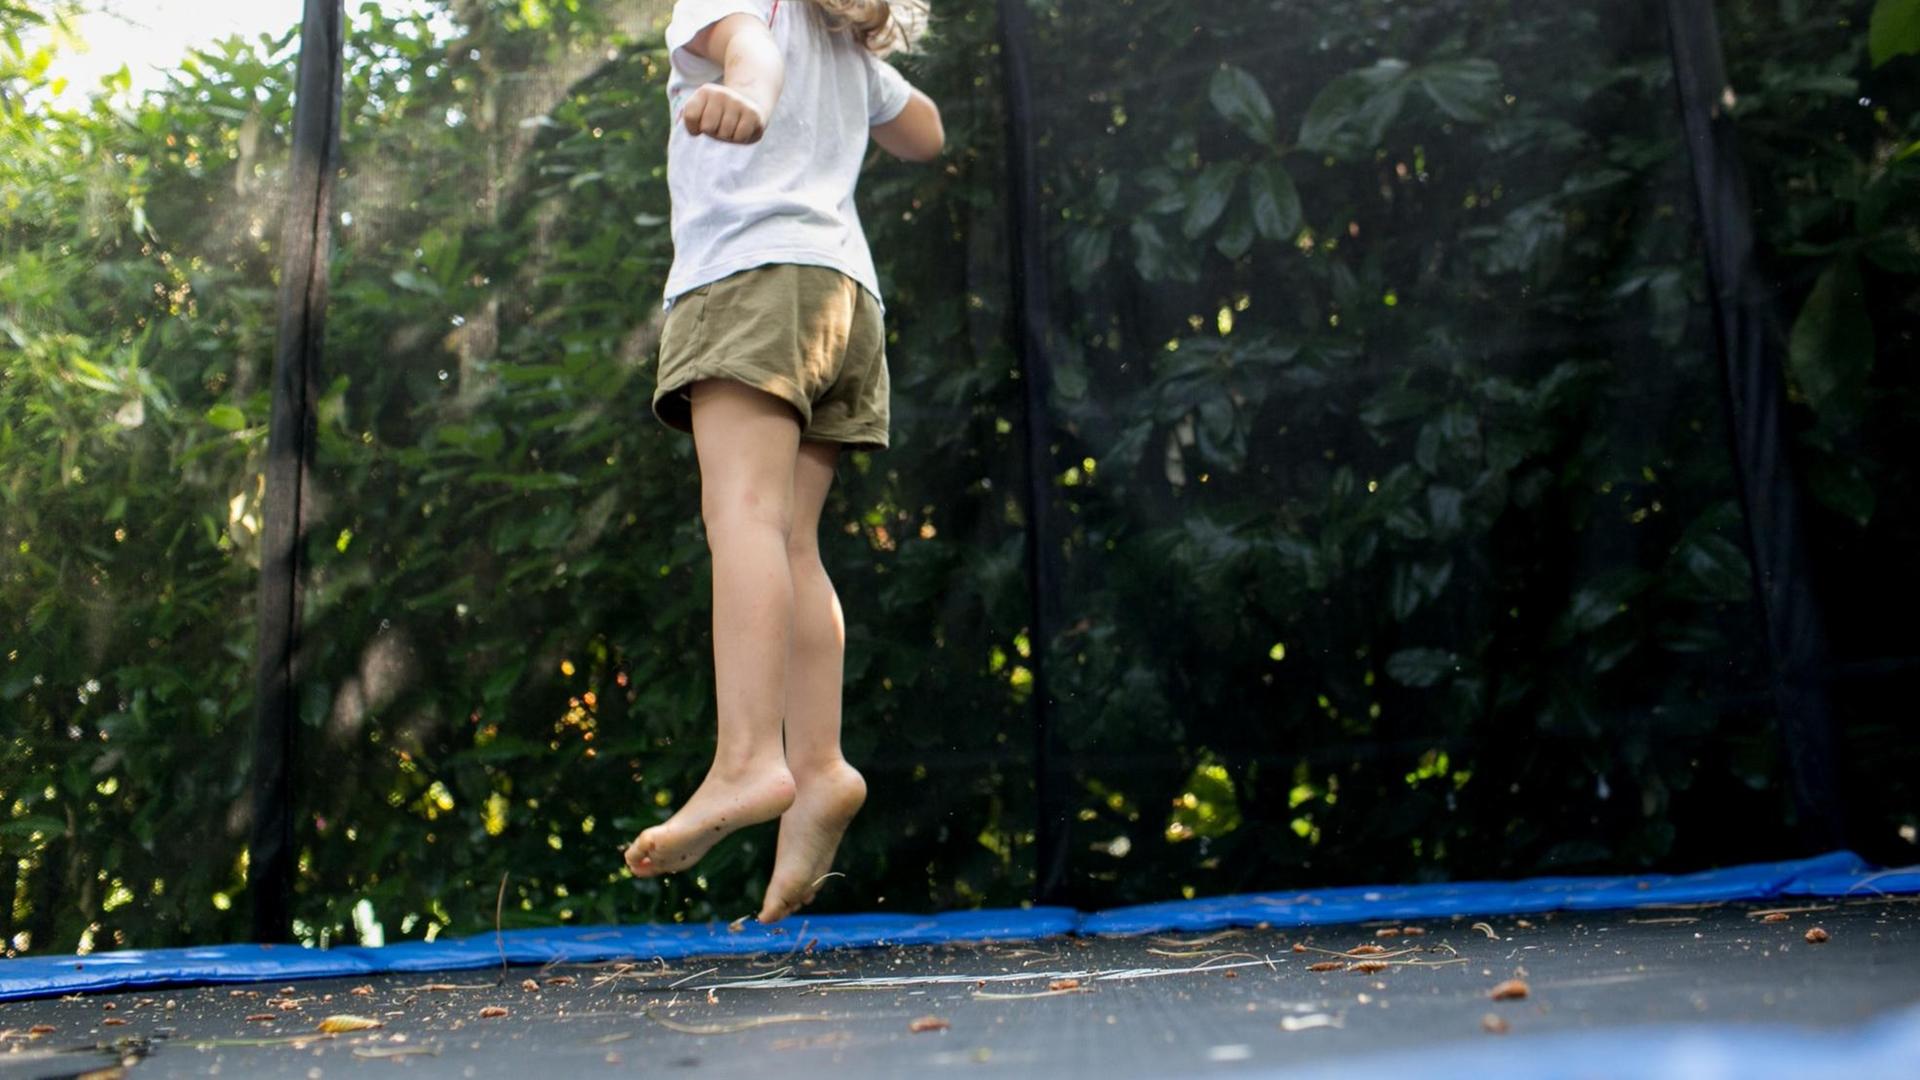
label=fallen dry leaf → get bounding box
[544,976,576,987]
[101,1018,128,1027]
[1047,979,1082,992]
[1348,944,1387,956]
[1489,979,1530,1001]
[521,979,539,992]
[1762,913,1790,924]
[29,1024,56,1035]
[245,1014,278,1023]
[1401,927,1426,937]
[1375,928,1402,939]
[350,985,374,996]
[908,1016,951,1034]
[317,1015,385,1034]
[1291,943,1307,953]
[1515,919,1534,929]
[478,1006,510,1019]
[1805,927,1830,944]
[1482,1014,1510,1035]
[1349,960,1390,974]
[1307,961,1344,973]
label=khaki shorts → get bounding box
[652,263,891,450]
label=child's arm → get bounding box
[682,13,785,144]
[872,86,944,163]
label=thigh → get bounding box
[690,379,804,529]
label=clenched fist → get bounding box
[682,83,769,144]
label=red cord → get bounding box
[770,0,781,20]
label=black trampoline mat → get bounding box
[4,899,1917,1078]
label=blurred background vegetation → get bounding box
[3,0,1916,956]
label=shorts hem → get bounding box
[651,365,812,436]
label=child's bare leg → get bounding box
[759,438,867,922]
[625,379,799,877]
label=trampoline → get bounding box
[3,853,1920,1076]
[6,0,1920,1077]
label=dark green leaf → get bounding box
[1787,257,1874,424]
[1414,59,1502,123]
[1208,64,1277,145]
[1246,161,1303,242]
[1182,162,1243,239]
[1870,0,1920,67]
[1386,648,1459,688]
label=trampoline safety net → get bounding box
[3,0,1918,982]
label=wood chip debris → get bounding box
[1307,961,1345,973]
[316,1015,384,1033]
[1047,979,1082,992]
[478,1006,510,1018]
[1804,927,1830,943]
[1761,913,1791,923]
[908,1016,951,1033]
[1489,979,1530,1001]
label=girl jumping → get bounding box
[622,0,944,925]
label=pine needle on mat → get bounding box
[643,1008,840,1035]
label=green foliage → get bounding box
[2,10,298,953]
[1871,0,1920,66]
[1720,0,1920,831]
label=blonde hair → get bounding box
[801,0,924,55]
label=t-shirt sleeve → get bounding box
[665,0,774,67]
[864,53,914,126]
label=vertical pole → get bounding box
[250,0,345,943]
[1662,0,1844,848]
[995,0,1072,904]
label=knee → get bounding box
[701,487,793,546]
[785,531,823,566]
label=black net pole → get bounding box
[249,0,346,944]
[994,0,1071,905]
[1662,0,1844,848]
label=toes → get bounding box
[624,836,660,876]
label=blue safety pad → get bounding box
[1261,1003,1920,1080]
[1078,850,1871,936]
[0,907,1078,1003]
[2,851,1915,1003]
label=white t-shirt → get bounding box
[662,0,913,309]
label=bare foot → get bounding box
[758,761,867,923]
[625,763,795,878]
